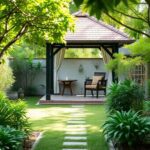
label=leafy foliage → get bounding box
[10,48,42,95]
[74,0,150,38]
[0,61,15,92]
[144,100,150,112]
[0,125,25,150]
[0,92,31,135]
[107,53,142,76]
[9,40,46,58]
[107,37,150,79]
[103,110,150,147]
[74,0,138,17]
[126,37,150,62]
[0,0,74,59]
[65,48,101,58]
[107,79,144,112]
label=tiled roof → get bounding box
[65,12,134,45]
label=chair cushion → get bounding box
[85,84,97,89]
[92,76,103,85]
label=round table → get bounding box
[59,79,77,95]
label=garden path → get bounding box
[62,105,88,150]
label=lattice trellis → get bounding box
[129,65,145,86]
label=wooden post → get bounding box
[46,43,54,100]
[50,45,54,94]
[46,43,51,100]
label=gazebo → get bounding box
[45,12,134,100]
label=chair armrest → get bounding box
[97,79,107,86]
[84,79,92,85]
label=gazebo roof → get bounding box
[65,12,134,46]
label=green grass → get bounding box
[25,97,108,150]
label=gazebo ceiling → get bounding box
[65,12,134,46]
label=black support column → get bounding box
[112,44,119,83]
[46,43,54,100]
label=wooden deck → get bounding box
[39,95,105,105]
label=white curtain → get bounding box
[54,48,65,93]
[100,47,112,87]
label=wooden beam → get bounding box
[101,45,113,58]
[53,47,63,56]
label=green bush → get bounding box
[107,79,144,112]
[103,110,150,147]
[0,92,31,135]
[0,62,14,92]
[0,125,25,150]
[144,100,150,112]
[10,48,42,96]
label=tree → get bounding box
[0,0,74,60]
[74,0,150,38]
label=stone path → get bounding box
[62,105,88,150]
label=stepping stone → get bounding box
[67,125,86,128]
[67,121,86,124]
[62,148,87,150]
[65,131,87,135]
[63,142,87,146]
[70,112,85,115]
[70,116,85,118]
[68,118,85,121]
[67,121,85,124]
[70,114,85,116]
[71,105,85,108]
[64,136,87,140]
[66,128,86,132]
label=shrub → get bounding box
[0,92,31,135]
[144,100,150,112]
[103,110,150,148]
[107,79,144,112]
[0,62,14,92]
[10,50,42,96]
[0,125,25,150]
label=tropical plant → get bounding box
[0,92,31,135]
[107,79,144,112]
[0,125,25,150]
[103,110,150,148]
[0,61,15,92]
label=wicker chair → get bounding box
[84,72,107,98]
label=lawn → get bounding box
[25,97,108,150]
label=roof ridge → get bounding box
[73,12,130,38]
[84,15,131,39]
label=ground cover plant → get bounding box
[103,79,150,149]
[0,92,30,134]
[0,92,31,149]
[0,125,25,150]
[103,110,150,149]
[25,97,108,150]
